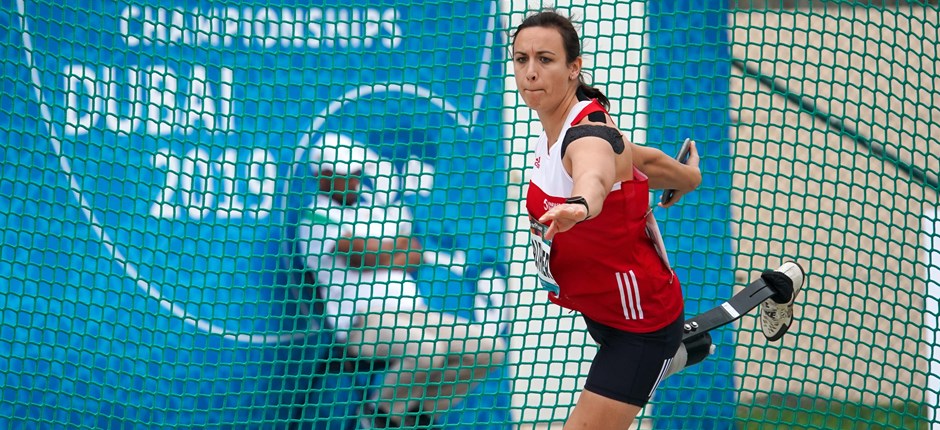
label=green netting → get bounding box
[1,1,938,429]
[726,4,939,430]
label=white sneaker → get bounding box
[759,261,806,341]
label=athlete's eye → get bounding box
[514,56,527,64]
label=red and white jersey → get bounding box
[526,100,683,333]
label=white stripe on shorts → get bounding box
[649,356,673,399]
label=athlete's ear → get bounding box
[569,56,582,80]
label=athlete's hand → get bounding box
[659,141,702,209]
[538,203,588,240]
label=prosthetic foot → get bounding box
[759,261,806,341]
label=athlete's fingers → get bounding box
[539,203,587,225]
[539,205,583,240]
[537,207,556,225]
[659,192,683,209]
[537,206,563,226]
[543,222,559,240]
[685,140,700,168]
[662,184,696,208]
[538,209,563,240]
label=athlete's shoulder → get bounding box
[561,124,625,157]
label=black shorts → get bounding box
[582,315,684,407]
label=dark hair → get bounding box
[511,10,610,110]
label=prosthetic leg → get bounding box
[665,262,804,378]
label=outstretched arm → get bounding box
[538,126,703,239]
[538,135,620,240]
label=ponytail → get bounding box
[577,81,610,110]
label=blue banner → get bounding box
[0,1,510,428]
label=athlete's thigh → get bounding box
[582,316,682,406]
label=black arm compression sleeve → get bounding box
[560,125,626,159]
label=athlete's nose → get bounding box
[526,64,537,81]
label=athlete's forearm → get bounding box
[566,137,622,220]
[569,173,610,220]
[632,144,701,192]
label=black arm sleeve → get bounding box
[560,125,625,159]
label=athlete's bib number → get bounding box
[529,219,560,294]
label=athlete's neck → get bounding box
[538,92,580,147]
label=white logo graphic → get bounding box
[16,0,507,344]
[289,83,510,336]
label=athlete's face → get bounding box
[512,26,581,112]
